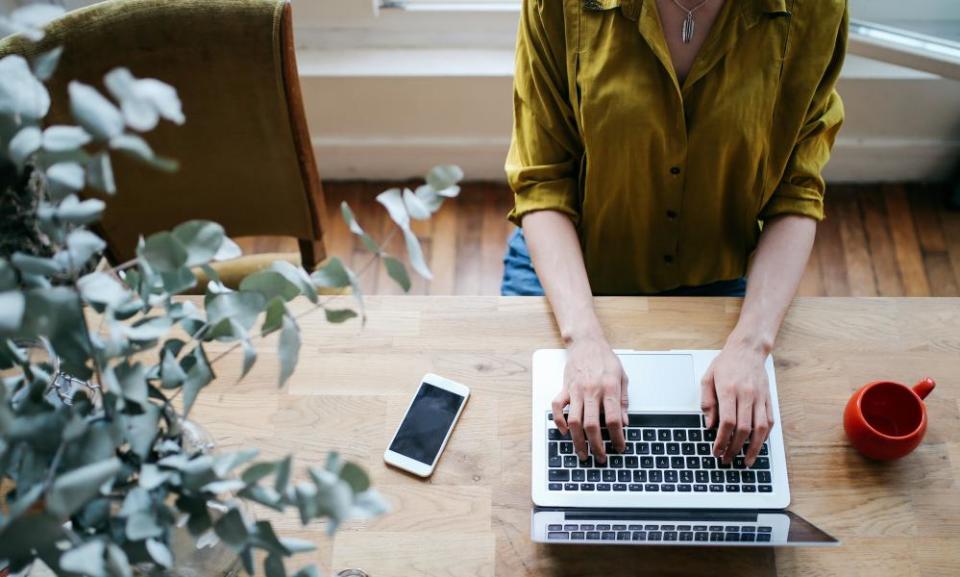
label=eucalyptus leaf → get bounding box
[31,46,63,81]
[206,291,266,330]
[239,270,300,303]
[145,539,173,569]
[382,255,411,292]
[78,272,130,309]
[376,187,410,229]
[280,538,317,554]
[47,458,121,518]
[214,237,242,261]
[11,252,63,276]
[139,464,172,490]
[213,508,249,548]
[0,291,25,332]
[161,348,187,388]
[425,164,464,191]
[181,346,213,416]
[213,448,259,477]
[402,187,431,220]
[123,403,161,459]
[268,261,317,304]
[8,125,41,167]
[241,338,256,379]
[0,55,50,120]
[123,316,173,342]
[59,540,107,577]
[291,565,320,577]
[69,81,124,140]
[413,184,443,212]
[310,256,350,289]
[46,161,85,191]
[113,361,148,404]
[126,510,163,540]
[340,201,364,235]
[139,231,188,273]
[260,297,285,336]
[105,543,133,577]
[278,314,300,387]
[86,151,116,194]
[264,554,286,577]
[403,227,432,280]
[60,229,107,272]
[43,125,92,152]
[274,455,292,493]
[324,308,357,323]
[339,462,370,493]
[109,133,178,172]
[42,195,106,225]
[172,220,225,267]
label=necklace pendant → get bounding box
[682,12,695,44]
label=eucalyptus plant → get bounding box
[0,4,464,576]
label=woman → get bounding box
[502,0,847,467]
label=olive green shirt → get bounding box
[506,0,847,294]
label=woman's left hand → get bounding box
[699,339,775,467]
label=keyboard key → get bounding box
[726,471,741,483]
[709,526,723,531]
[688,430,702,441]
[616,531,631,541]
[609,456,624,468]
[641,456,654,468]
[625,456,639,468]
[680,531,694,541]
[718,459,731,469]
[628,483,643,491]
[633,470,647,483]
[549,456,562,468]
[725,485,741,492]
[741,533,756,542]
[596,524,611,530]
[704,429,717,441]
[711,471,724,483]
[549,483,562,491]
[661,525,675,531]
[559,442,574,455]
[677,525,691,531]
[725,527,740,534]
[601,531,616,540]
[586,531,600,540]
[563,524,578,531]
[549,442,559,458]
[549,470,570,482]
[667,443,680,455]
[693,525,707,531]
[572,470,586,482]
[628,429,641,441]
[548,429,570,440]
[643,429,656,441]
[548,524,563,530]
[670,457,685,470]
[695,471,709,483]
[741,526,755,532]
[655,457,669,469]
[697,443,712,456]
[648,531,663,541]
[742,485,756,493]
[662,484,676,492]
[564,483,579,491]
[709,484,724,492]
[673,430,687,442]
[613,483,627,491]
[652,443,666,455]
[658,430,671,441]
[587,469,601,482]
[649,471,663,483]
[637,442,651,455]
[645,484,659,492]
[757,533,772,542]
[665,470,679,483]
[758,472,772,483]
[580,524,595,531]
[760,444,769,455]
[617,470,631,482]
[742,471,756,483]
[678,484,692,492]
[758,526,772,533]
[564,456,579,468]
[548,532,569,540]
[622,443,634,455]
[571,531,585,540]
[632,531,647,541]
[734,456,746,469]
[602,470,616,482]
[752,458,770,470]
[694,484,708,492]
[695,532,708,541]
[664,531,678,541]
[709,532,724,542]
[581,483,595,491]
[759,485,773,493]
[702,457,717,469]
[681,443,696,455]
[597,483,611,491]
[725,533,740,542]
[580,455,594,468]
[680,470,693,483]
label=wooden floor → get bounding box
[238,182,960,297]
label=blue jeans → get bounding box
[500,228,747,297]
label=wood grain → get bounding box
[190,296,960,577]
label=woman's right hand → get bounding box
[551,336,629,464]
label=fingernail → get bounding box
[578,452,587,461]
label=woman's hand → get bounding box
[552,336,629,464]
[700,337,775,467]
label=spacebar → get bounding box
[627,414,701,428]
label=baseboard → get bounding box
[313,136,960,183]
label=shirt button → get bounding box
[670,166,681,175]
[666,210,678,220]
[664,254,674,264]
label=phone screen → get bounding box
[389,383,465,465]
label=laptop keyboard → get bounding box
[545,522,774,543]
[546,413,773,494]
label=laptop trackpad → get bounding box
[621,354,699,412]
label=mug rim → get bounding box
[856,380,927,441]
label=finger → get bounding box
[604,394,625,453]
[745,400,769,466]
[700,366,718,429]
[583,396,606,463]
[620,369,630,427]
[713,384,736,458]
[551,389,571,434]
[567,394,587,461]
[726,395,754,464]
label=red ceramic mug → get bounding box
[843,377,935,460]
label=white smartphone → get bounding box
[383,373,470,477]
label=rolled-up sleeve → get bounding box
[761,6,848,222]
[506,0,583,226]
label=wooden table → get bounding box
[193,297,960,577]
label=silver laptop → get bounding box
[530,349,838,547]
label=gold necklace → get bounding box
[670,0,711,44]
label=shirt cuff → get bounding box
[760,182,825,222]
[507,178,580,226]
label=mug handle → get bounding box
[913,377,936,400]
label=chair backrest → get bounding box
[0,0,326,268]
